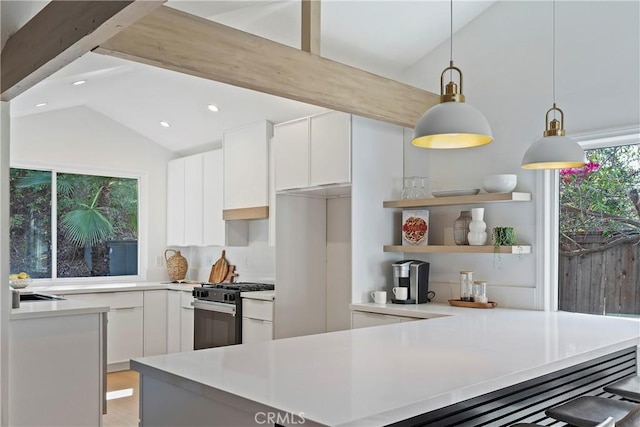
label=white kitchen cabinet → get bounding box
[274,111,351,192]
[166,154,203,246]
[242,297,274,343]
[273,117,309,191]
[9,312,106,426]
[180,291,194,352]
[167,150,248,247]
[223,121,272,212]
[64,291,144,369]
[143,290,167,356]
[167,290,181,353]
[166,158,186,246]
[310,111,351,186]
[351,311,418,329]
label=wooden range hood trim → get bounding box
[1,0,165,101]
[223,206,269,221]
[95,6,438,128]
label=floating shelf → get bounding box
[383,192,531,209]
[383,245,532,254]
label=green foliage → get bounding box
[559,144,640,242]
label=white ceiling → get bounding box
[4,0,495,154]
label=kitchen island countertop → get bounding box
[11,298,109,320]
[131,305,640,426]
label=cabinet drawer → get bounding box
[242,317,273,344]
[180,291,194,309]
[242,299,273,321]
[69,291,143,310]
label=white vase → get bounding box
[468,208,487,245]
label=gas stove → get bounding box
[193,282,274,303]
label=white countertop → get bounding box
[349,301,497,318]
[240,290,275,301]
[24,281,197,295]
[131,305,640,426]
[11,298,109,320]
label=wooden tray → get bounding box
[448,299,497,309]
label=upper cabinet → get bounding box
[223,121,273,219]
[166,150,247,247]
[274,111,351,192]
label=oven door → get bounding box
[193,300,241,350]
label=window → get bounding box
[555,129,640,316]
[10,167,139,280]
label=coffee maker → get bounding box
[391,260,431,304]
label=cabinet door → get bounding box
[108,307,144,364]
[166,158,186,246]
[310,112,351,186]
[180,307,194,352]
[167,291,181,353]
[180,291,194,351]
[242,318,273,344]
[351,311,415,329]
[184,154,204,245]
[143,290,167,356]
[223,121,271,209]
[273,118,309,191]
[202,150,225,246]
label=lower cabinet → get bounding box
[64,291,144,369]
[351,311,418,329]
[180,291,194,352]
[242,298,274,344]
[167,290,182,353]
[9,311,106,426]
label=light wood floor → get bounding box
[103,370,139,427]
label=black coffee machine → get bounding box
[391,260,431,304]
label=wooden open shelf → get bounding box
[383,245,532,254]
[383,192,531,209]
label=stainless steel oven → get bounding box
[193,300,241,350]
[192,282,275,350]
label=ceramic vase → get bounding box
[467,208,487,246]
[453,211,472,245]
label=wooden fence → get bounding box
[559,233,640,315]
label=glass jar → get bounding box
[473,281,488,303]
[453,211,472,245]
[460,271,473,301]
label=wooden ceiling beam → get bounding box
[96,6,437,128]
[1,0,165,101]
[301,0,321,55]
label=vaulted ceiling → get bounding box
[2,0,495,154]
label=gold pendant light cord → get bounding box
[450,0,453,81]
[552,0,557,120]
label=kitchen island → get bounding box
[131,305,640,426]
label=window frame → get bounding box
[538,126,640,311]
[9,161,148,285]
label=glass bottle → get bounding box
[473,281,488,303]
[453,211,472,245]
[460,271,473,301]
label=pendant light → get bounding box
[412,0,492,149]
[521,0,586,169]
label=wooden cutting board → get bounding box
[208,250,229,283]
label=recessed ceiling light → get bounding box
[160,121,171,128]
[35,102,48,107]
[72,80,87,86]
[207,104,220,112]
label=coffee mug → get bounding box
[392,287,408,300]
[370,291,387,304]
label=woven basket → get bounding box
[165,249,188,281]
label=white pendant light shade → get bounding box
[521,135,587,169]
[413,101,493,149]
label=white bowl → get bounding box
[9,278,32,289]
[482,174,517,193]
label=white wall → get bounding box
[326,196,351,332]
[10,106,175,281]
[399,1,640,309]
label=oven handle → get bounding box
[192,300,237,316]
